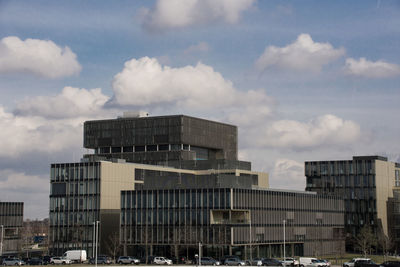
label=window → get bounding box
[135,145,145,152]
[99,147,110,153]
[147,145,157,151]
[158,144,169,151]
[123,146,133,152]
[111,146,121,153]
[52,183,66,196]
[396,170,400,187]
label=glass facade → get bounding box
[49,162,101,256]
[305,156,396,244]
[121,188,344,259]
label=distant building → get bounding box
[305,156,400,246]
[50,114,345,258]
[0,202,24,255]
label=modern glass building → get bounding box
[50,114,346,258]
[0,202,24,255]
[120,188,344,259]
[305,156,400,246]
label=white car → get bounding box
[153,257,172,265]
[343,258,370,267]
[282,258,300,266]
[50,257,72,265]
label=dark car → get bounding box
[89,256,111,264]
[42,257,52,265]
[381,262,400,267]
[140,256,155,264]
[27,258,45,265]
[354,260,379,267]
[262,259,283,266]
[199,257,221,266]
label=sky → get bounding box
[0,0,399,219]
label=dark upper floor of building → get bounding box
[83,114,238,167]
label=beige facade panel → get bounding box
[375,160,396,235]
[100,161,136,210]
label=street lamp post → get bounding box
[95,221,100,267]
[249,215,252,263]
[92,222,95,258]
[283,220,286,263]
[0,225,4,256]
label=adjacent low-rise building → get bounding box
[0,202,24,255]
[305,155,400,249]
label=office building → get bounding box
[50,114,345,258]
[121,187,344,259]
[0,202,24,255]
[305,156,400,242]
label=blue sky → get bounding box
[0,0,399,219]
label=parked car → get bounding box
[261,258,283,266]
[3,258,25,266]
[89,256,112,265]
[171,256,191,265]
[49,257,71,265]
[282,258,299,267]
[320,260,330,267]
[247,258,263,266]
[299,258,325,267]
[343,258,371,267]
[27,258,45,265]
[117,256,140,265]
[354,260,379,267]
[199,257,221,266]
[42,256,52,265]
[224,258,245,266]
[140,256,155,264]
[381,261,400,267]
[153,257,172,265]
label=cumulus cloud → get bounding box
[270,159,305,190]
[247,114,361,150]
[14,86,110,119]
[255,34,345,72]
[344,57,400,78]
[0,36,81,78]
[184,42,210,55]
[141,0,255,32]
[0,169,49,219]
[111,57,263,109]
[0,106,83,158]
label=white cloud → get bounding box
[344,57,400,78]
[255,34,345,72]
[110,57,238,108]
[0,169,49,219]
[14,86,110,119]
[247,114,361,150]
[0,36,81,78]
[270,158,305,190]
[0,106,83,158]
[141,0,255,32]
[184,42,210,54]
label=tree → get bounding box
[355,225,376,257]
[378,231,393,262]
[105,231,121,262]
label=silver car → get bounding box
[3,258,25,266]
[117,256,140,265]
[224,258,245,266]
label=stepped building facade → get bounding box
[49,113,345,258]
